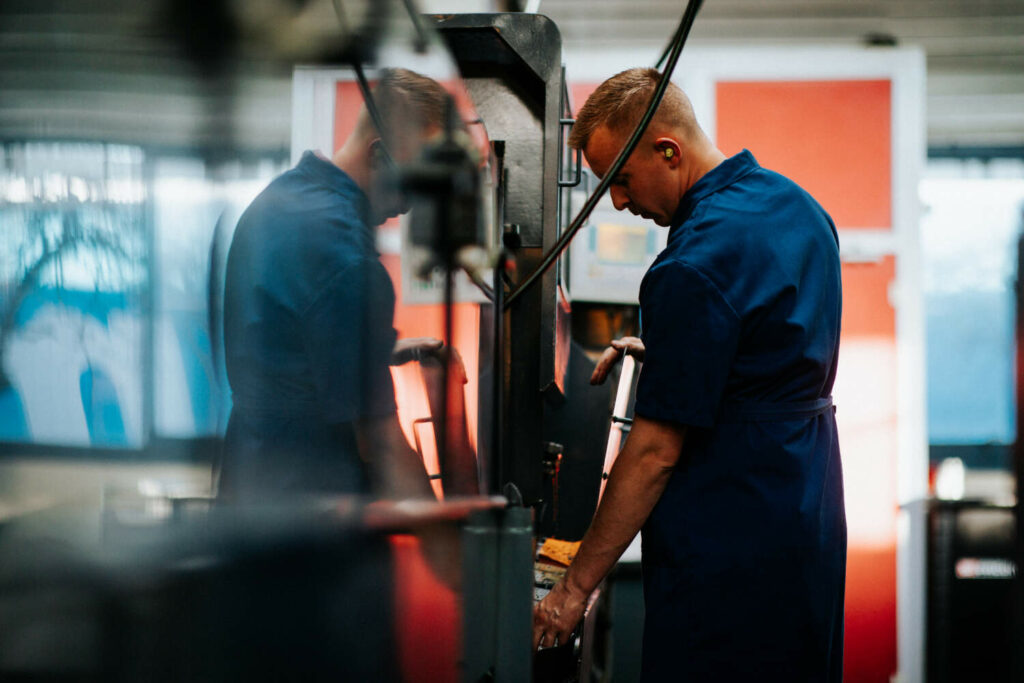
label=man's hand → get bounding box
[391,337,444,366]
[533,577,589,650]
[532,414,685,653]
[392,337,468,386]
[420,344,468,386]
[590,336,645,385]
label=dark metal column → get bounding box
[432,13,568,508]
[1012,235,1024,682]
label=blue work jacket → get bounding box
[220,152,398,500]
[635,150,846,682]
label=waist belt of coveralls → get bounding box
[718,396,834,424]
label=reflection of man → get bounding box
[533,68,845,682]
[218,68,452,502]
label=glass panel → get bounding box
[921,162,1024,447]
[212,0,495,504]
[0,142,146,447]
[153,157,286,439]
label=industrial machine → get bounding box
[927,498,1015,682]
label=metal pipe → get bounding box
[491,250,506,495]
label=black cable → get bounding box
[503,0,704,310]
[350,61,398,168]
[330,0,391,66]
[654,11,685,70]
[330,0,398,167]
[331,0,351,36]
[399,0,431,52]
[491,250,507,495]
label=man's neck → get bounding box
[682,145,727,195]
[331,144,371,196]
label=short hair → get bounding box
[356,67,449,145]
[568,67,698,150]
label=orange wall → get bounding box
[716,80,892,230]
[837,260,900,683]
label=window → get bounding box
[0,141,285,452]
[922,155,1024,470]
[0,142,146,447]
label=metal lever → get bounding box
[598,355,638,505]
[543,442,564,530]
[411,418,444,481]
[557,118,583,188]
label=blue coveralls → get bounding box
[634,150,846,681]
[220,151,398,500]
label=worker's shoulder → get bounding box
[236,168,370,253]
[250,165,365,224]
[702,164,823,217]
[653,170,837,314]
[685,165,836,258]
[228,171,378,302]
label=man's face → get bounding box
[584,124,680,227]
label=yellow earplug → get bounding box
[664,148,674,158]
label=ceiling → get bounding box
[542,0,1024,149]
[0,0,1022,153]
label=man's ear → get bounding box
[654,137,682,167]
[368,138,387,168]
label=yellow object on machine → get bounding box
[537,537,582,568]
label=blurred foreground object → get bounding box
[0,493,531,682]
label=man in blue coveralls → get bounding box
[533,68,846,681]
[219,69,457,503]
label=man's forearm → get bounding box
[380,442,436,499]
[564,416,685,596]
[421,360,479,496]
[357,414,435,499]
[532,415,684,649]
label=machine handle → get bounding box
[557,118,583,188]
[598,355,639,505]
